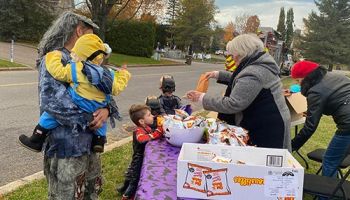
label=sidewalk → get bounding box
[0,42,37,68]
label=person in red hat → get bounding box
[290,60,350,181]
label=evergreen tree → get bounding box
[301,0,350,66]
[166,0,181,45]
[277,7,286,40]
[285,8,294,48]
[210,25,224,52]
[0,0,55,42]
[174,0,217,51]
[166,0,181,26]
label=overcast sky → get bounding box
[214,0,318,30]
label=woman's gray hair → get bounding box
[226,33,265,61]
[37,11,99,58]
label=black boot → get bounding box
[92,135,106,153]
[116,179,130,194]
[18,125,48,152]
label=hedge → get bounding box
[106,20,156,58]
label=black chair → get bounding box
[307,148,350,178]
[303,166,350,199]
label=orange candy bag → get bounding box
[196,74,209,93]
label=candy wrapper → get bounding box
[204,168,231,197]
[205,119,250,146]
[163,115,185,129]
[212,156,232,164]
[183,163,212,193]
[175,109,190,119]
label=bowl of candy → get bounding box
[163,109,205,147]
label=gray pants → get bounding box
[44,153,103,200]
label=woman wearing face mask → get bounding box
[186,34,291,150]
[290,61,350,180]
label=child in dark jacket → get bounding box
[117,104,164,199]
[158,75,182,115]
[145,95,163,130]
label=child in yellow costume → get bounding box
[19,34,131,152]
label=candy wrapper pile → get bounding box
[162,108,250,147]
[205,118,249,146]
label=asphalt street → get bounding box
[0,62,225,186]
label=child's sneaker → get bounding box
[92,135,106,153]
[18,125,48,152]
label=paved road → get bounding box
[0,62,225,186]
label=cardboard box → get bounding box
[177,143,304,200]
[286,92,307,121]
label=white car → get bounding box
[215,50,224,55]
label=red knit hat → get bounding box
[291,60,319,78]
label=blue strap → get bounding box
[70,61,79,90]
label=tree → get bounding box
[244,15,260,33]
[285,8,294,48]
[277,7,286,40]
[301,0,350,66]
[166,0,181,25]
[211,25,225,52]
[0,0,55,41]
[165,0,181,45]
[223,21,235,42]
[79,0,164,40]
[173,0,217,51]
[234,13,250,34]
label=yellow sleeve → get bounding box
[112,70,131,96]
[45,50,72,82]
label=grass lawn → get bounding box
[3,77,346,200]
[108,53,180,66]
[193,58,225,64]
[0,59,27,68]
[3,143,132,200]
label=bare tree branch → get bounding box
[108,0,132,28]
[128,0,144,20]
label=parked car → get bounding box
[215,50,224,55]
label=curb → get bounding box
[0,67,34,72]
[106,62,184,69]
[0,136,132,196]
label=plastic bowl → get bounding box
[163,125,204,147]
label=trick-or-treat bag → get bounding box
[183,163,212,193]
[196,74,209,93]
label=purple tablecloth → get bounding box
[135,138,200,200]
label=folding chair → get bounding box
[303,166,350,199]
[307,148,350,178]
[304,146,350,199]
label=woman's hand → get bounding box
[204,71,219,80]
[89,108,109,130]
[185,90,205,102]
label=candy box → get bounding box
[177,143,304,200]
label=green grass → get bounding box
[108,53,179,66]
[0,59,26,68]
[193,57,225,64]
[4,143,132,200]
